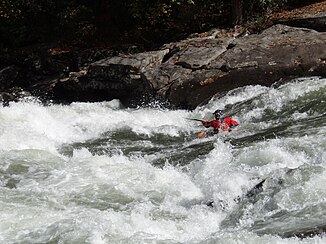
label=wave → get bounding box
[0,77,325,243]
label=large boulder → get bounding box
[53,24,326,109]
[53,49,169,106]
[169,24,326,108]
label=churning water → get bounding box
[0,77,325,243]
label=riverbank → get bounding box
[1,2,326,108]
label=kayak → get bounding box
[197,130,215,138]
[197,129,235,139]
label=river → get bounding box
[0,76,325,243]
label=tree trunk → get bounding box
[232,0,243,25]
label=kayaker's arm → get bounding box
[230,119,239,128]
[202,120,211,128]
[187,118,211,127]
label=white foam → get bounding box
[0,77,325,243]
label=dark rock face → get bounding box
[0,66,19,90]
[53,49,169,106]
[277,16,326,32]
[52,24,325,109]
[0,47,118,105]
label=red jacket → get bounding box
[202,116,238,133]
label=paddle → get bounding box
[186,118,210,138]
[186,118,204,122]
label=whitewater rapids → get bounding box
[0,77,325,243]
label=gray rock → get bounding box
[53,50,169,106]
[53,24,326,109]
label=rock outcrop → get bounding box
[53,49,169,105]
[51,24,326,109]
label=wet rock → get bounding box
[53,50,169,106]
[0,87,31,105]
[52,24,326,109]
[169,24,326,109]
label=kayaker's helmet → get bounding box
[213,109,223,119]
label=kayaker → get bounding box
[202,109,239,134]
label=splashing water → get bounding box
[0,77,325,243]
